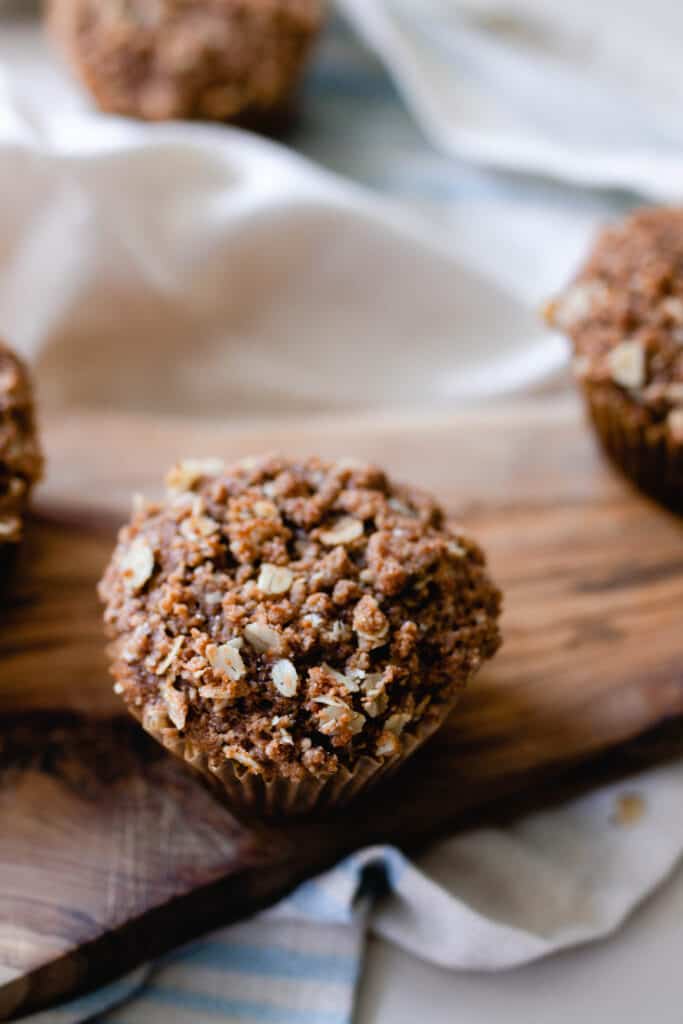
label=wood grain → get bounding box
[2,397,683,1019]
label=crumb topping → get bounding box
[99,455,502,780]
[51,0,323,123]
[545,208,683,437]
[0,343,43,544]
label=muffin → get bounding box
[546,208,683,512]
[47,0,323,125]
[0,342,43,548]
[98,455,502,818]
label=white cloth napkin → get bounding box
[338,0,683,200]
[2,11,683,1024]
[0,104,573,415]
[0,16,607,412]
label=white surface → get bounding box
[368,764,683,969]
[359,861,683,1023]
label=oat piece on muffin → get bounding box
[47,0,323,124]
[546,208,683,512]
[99,455,502,817]
[0,342,43,547]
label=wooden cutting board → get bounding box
[2,397,683,1020]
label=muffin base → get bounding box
[583,382,683,515]
[132,690,461,821]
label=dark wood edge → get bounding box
[6,713,682,1021]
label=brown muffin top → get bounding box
[99,455,502,781]
[0,343,43,544]
[546,208,683,442]
[49,0,323,123]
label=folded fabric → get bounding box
[23,763,683,1024]
[338,0,683,199]
[0,110,572,418]
[0,18,606,416]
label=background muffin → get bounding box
[99,455,502,817]
[546,208,683,512]
[47,0,323,124]
[0,342,43,547]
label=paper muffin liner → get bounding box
[582,383,683,515]
[131,692,460,821]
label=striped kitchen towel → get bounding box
[22,849,392,1024]
[21,763,683,1024]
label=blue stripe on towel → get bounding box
[48,974,148,1018]
[173,941,357,984]
[285,877,354,922]
[145,987,348,1024]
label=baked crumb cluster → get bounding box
[546,208,683,442]
[50,0,323,122]
[0,343,43,544]
[99,455,501,780]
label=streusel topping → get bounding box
[99,455,502,780]
[51,0,323,123]
[546,208,683,434]
[0,343,43,544]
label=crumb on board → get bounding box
[612,791,646,827]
